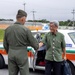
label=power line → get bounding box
[71,9,75,28]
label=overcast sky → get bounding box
[0,0,75,21]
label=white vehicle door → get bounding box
[27,47,37,71]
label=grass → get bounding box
[0,29,5,41]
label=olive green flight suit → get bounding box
[3,22,39,75]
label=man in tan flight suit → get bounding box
[3,9,39,75]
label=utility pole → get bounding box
[72,9,75,28]
[23,3,26,11]
[31,10,36,26]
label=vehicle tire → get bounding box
[67,59,75,75]
[0,54,5,69]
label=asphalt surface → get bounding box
[0,65,45,75]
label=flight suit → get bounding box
[3,22,39,75]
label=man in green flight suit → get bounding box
[3,9,39,75]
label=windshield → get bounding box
[68,32,75,44]
[32,32,46,42]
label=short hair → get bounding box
[50,20,59,27]
[16,9,27,19]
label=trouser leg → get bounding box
[8,58,19,75]
[16,56,29,75]
[19,60,29,75]
[45,60,52,75]
[53,61,62,75]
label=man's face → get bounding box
[49,23,58,33]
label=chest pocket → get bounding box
[55,38,62,48]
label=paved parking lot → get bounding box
[0,66,45,75]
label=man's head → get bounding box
[16,9,27,25]
[49,20,59,33]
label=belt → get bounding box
[9,46,27,50]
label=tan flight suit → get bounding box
[3,22,39,75]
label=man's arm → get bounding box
[62,48,66,60]
[61,35,66,60]
[39,33,47,48]
[27,29,39,50]
[3,31,9,53]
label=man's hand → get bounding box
[63,55,67,60]
[39,42,43,48]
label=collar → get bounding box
[51,31,58,36]
[14,22,22,25]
